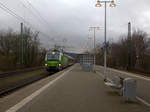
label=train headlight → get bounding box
[52,52,55,55]
[45,64,48,66]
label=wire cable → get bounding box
[24,0,50,26]
[0,1,51,39]
[18,0,50,28]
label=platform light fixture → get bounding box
[110,1,116,7]
[89,27,93,31]
[95,0,116,81]
[95,0,102,7]
[97,27,100,30]
[52,52,55,55]
[89,26,101,70]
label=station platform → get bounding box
[5,64,150,112]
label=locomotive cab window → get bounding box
[46,52,60,61]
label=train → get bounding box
[45,50,74,72]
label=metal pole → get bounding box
[94,28,96,70]
[127,22,131,70]
[104,2,107,81]
[21,23,23,65]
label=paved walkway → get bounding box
[9,64,150,112]
[96,65,150,105]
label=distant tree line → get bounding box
[96,29,150,75]
[0,28,46,71]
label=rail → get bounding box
[0,67,49,96]
[0,72,49,96]
[0,66,44,78]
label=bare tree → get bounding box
[95,29,150,75]
[0,28,46,71]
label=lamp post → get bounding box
[95,0,116,81]
[89,27,100,70]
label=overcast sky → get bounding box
[0,0,150,53]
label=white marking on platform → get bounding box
[136,96,150,107]
[119,71,150,81]
[99,66,150,81]
[96,71,150,108]
[5,65,75,112]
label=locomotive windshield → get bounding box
[46,52,60,61]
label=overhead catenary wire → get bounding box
[0,1,51,39]
[24,0,51,26]
[18,0,62,43]
[18,0,50,29]
[0,2,27,23]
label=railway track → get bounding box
[0,67,50,96]
[0,66,44,78]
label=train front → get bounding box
[45,51,62,72]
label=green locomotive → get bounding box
[45,51,74,72]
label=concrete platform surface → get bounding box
[6,64,149,112]
[96,65,150,106]
[0,68,70,112]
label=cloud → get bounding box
[0,0,150,53]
